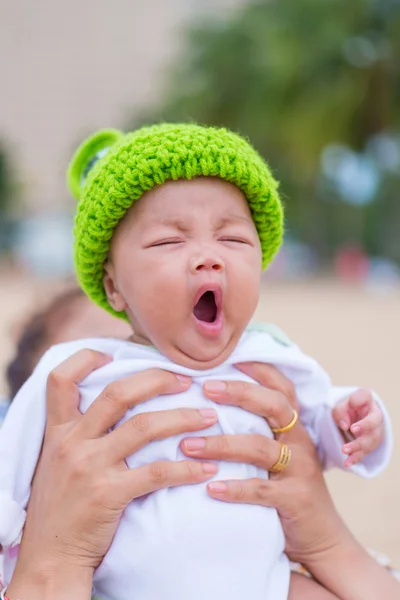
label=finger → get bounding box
[76,369,192,439]
[344,450,365,468]
[181,433,281,471]
[342,438,362,455]
[46,349,113,427]
[105,408,218,462]
[342,432,379,456]
[120,459,218,501]
[203,380,294,431]
[350,408,383,437]
[236,362,299,409]
[348,389,373,419]
[332,401,351,431]
[206,477,278,506]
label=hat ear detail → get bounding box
[67,128,123,200]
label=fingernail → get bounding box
[339,420,348,431]
[207,482,228,493]
[199,408,218,422]
[351,425,361,435]
[342,446,351,454]
[100,353,114,363]
[204,381,226,393]
[202,463,218,474]
[184,438,206,451]
[176,374,191,385]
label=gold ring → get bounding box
[270,443,291,473]
[271,409,298,434]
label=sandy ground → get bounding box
[0,272,399,565]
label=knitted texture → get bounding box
[67,129,123,200]
[68,123,284,320]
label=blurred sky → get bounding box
[1,0,399,276]
[0,0,242,213]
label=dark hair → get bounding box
[6,287,85,399]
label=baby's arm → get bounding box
[301,382,392,478]
[268,344,392,476]
[0,362,48,549]
[0,339,112,551]
[241,326,392,476]
[331,388,384,467]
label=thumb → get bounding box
[46,349,113,426]
[332,399,351,431]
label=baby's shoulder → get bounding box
[245,322,294,347]
[237,323,327,385]
[36,337,128,375]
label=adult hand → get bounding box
[180,362,348,564]
[7,350,218,600]
[180,362,400,600]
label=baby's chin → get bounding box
[161,334,240,371]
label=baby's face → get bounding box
[104,178,262,369]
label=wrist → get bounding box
[6,558,94,600]
[303,531,400,600]
[302,526,357,574]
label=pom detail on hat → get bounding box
[67,129,123,200]
[69,123,284,320]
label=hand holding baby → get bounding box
[332,388,384,467]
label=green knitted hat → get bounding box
[67,123,284,320]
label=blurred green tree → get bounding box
[0,144,16,252]
[134,0,400,264]
[0,147,12,215]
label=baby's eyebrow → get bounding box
[157,217,190,232]
[153,214,252,231]
[214,214,253,229]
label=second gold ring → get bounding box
[270,442,291,473]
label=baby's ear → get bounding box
[103,260,128,313]
[67,129,123,200]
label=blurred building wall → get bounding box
[0,0,244,213]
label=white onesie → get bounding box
[0,326,392,600]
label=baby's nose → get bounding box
[190,255,225,273]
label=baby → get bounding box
[0,124,392,600]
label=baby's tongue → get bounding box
[193,291,216,323]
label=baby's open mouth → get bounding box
[193,291,218,323]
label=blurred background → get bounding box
[0,0,399,566]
